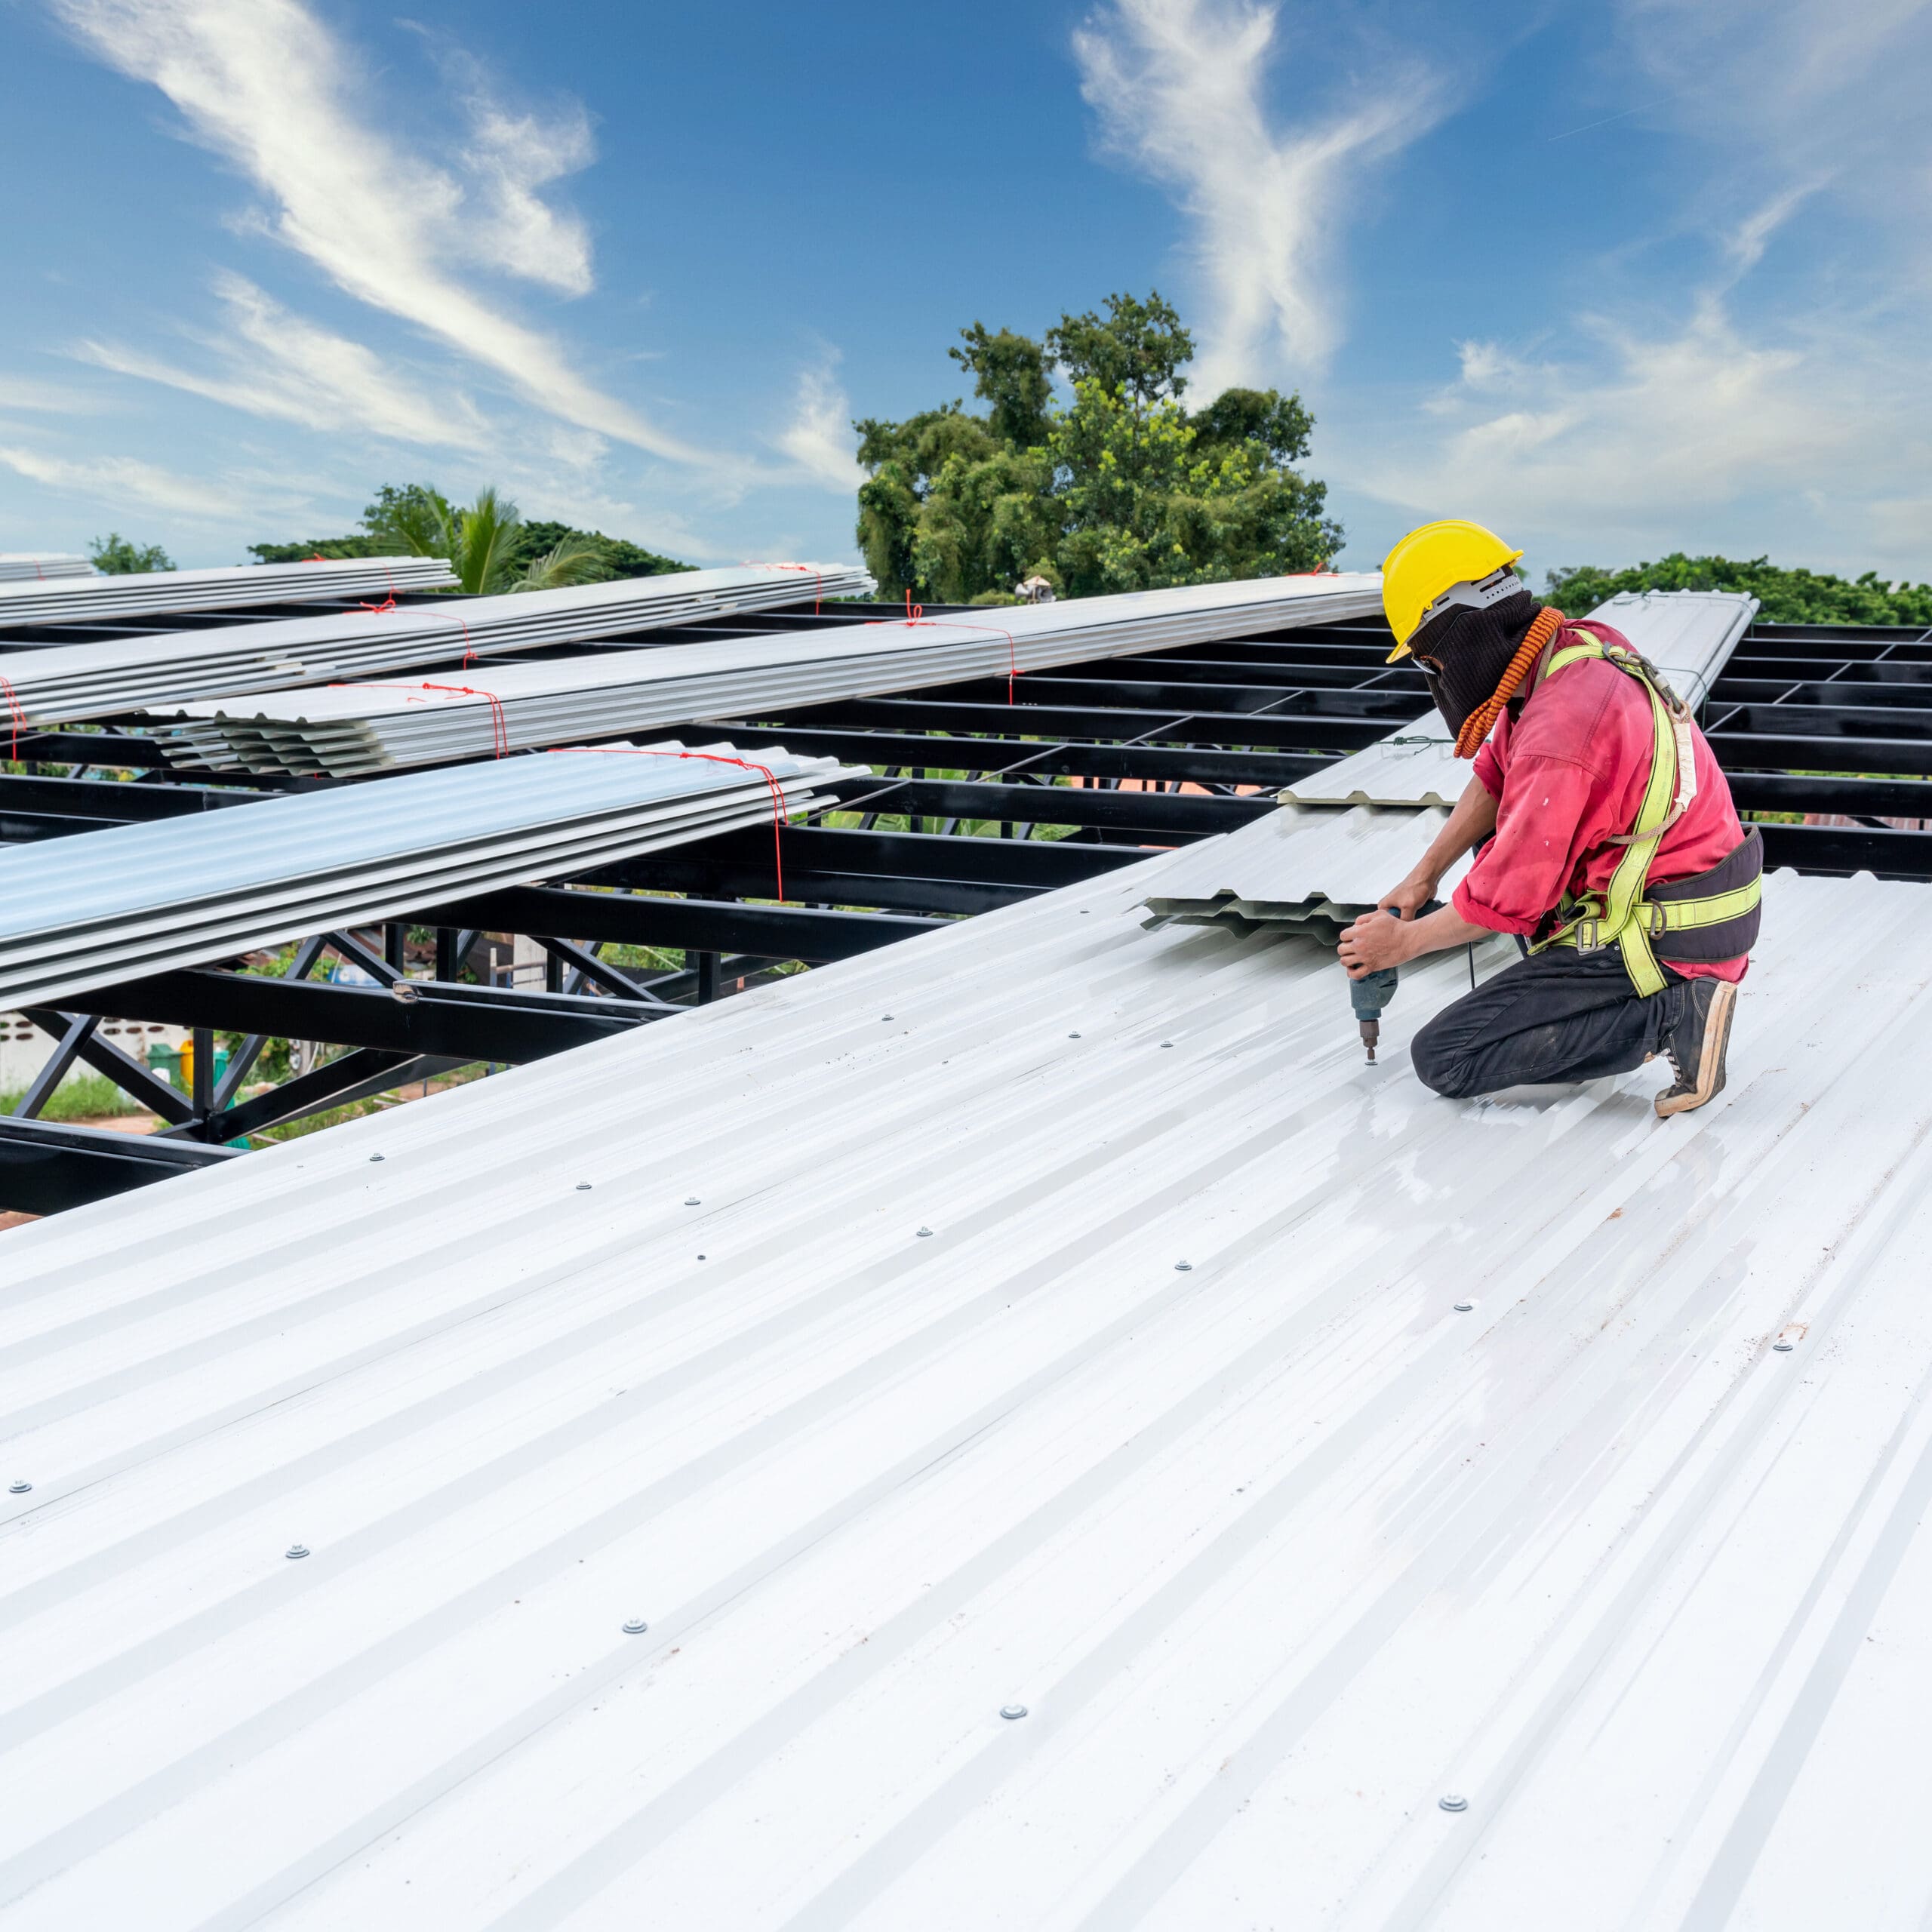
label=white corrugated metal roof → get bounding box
[4,810,1930,1926]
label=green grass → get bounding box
[0,1071,150,1120]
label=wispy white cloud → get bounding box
[75,273,491,451]
[0,444,270,519]
[0,375,116,415]
[1073,0,1441,388]
[775,357,865,495]
[454,76,597,297]
[48,0,708,463]
[1342,289,1932,577]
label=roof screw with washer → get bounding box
[623,1617,649,1635]
[1439,1793,1467,1813]
[285,1544,310,1560]
[8,1480,30,1495]
[1000,1703,1028,1720]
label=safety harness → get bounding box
[1527,632,1764,997]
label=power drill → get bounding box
[1351,953,1400,1063]
[1347,905,1439,1063]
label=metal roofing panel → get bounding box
[1281,590,1759,807]
[1140,801,1472,929]
[2,811,1927,1927]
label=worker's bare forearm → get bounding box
[1378,776,1499,920]
[1396,903,1492,961]
[1423,775,1499,878]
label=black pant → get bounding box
[1411,946,1690,1099]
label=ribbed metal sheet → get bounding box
[1141,800,1471,931]
[0,555,458,627]
[146,574,1386,776]
[0,565,872,728]
[3,813,1927,1926]
[0,555,94,584]
[1281,590,1759,808]
[0,741,862,1010]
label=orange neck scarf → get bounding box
[1454,606,1564,758]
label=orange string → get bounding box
[1453,607,1564,758]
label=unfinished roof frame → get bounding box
[2,610,1928,1203]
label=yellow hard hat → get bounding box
[1380,518,1524,660]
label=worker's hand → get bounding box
[1338,910,1414,979]
[1377,866,1439,921]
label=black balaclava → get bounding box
[1408,589,1543,739]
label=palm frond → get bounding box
[455,486,524,596]
[510,534,611,593]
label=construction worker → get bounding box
[1337,519,1762,1117]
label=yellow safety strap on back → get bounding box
[1528,639,1679,996]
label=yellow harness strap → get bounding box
[1527,640,1760,998]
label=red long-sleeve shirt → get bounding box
[1451,619,1750,983]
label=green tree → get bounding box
[1544,553,1932,626]
[854,290,1340,604]
[249,488,687,584]
[89,532,174,574]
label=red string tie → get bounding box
[865,598,1022,703]
[419,681,509,758]
[330,679,510,758]
[743,560,824,617]
[550,746,790,900]
[358,592,398,615]
[0,674,26,760]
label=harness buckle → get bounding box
[1642,901,1669,937]
[1573,915,1604,952]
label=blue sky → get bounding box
[2,0,1927,585]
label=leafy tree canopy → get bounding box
[250,485,687,590]
[856,290,1340,605]
[89,532,174,574]
[1545,552,1932,626]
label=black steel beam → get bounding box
[750,823,1139,888]
[1709,729,1932,777]
[1757,820,1932,879]
[5,731,177,768]
[60,968,664,1063]
[708,725,1326,789]
[1730,773,1932,819]
[581,856,1031,918]
[820,775,1270,837]
[416,887,943,961]
[0,772,257,821]
[20,1008,196,1125]
[788,696,1401,747]
[195,1048,423,1143]
[0,1116,242,1214]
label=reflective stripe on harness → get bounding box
[1527,638,1763,997]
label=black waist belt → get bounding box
[1649,825,1764,964]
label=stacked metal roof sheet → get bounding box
[1141,800,1474,941]
[1280,589,1759,808]
[0,555,460,628]
[0,553,94,583]
[0,810,1921,1925]
[0,563,874,729]
[145,573,1385,775]
[0,740,860,1010]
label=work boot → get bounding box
[1655,978,1738,1118]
